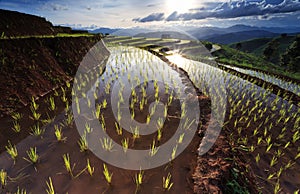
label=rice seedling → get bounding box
[130,126,140,141]
[64,101,70,112]
[149,140,159,157]
[30,123,44,137]
[78,133,88,152]
[30,107,41,121]
[104,83,111,94]
[121,138,129,153]
[14,187,27,194]
[66,81,71,88]
[284,160,295,170]
[134,168,144,190]
[115,122,122,135]
[65,112,73,126]
[162,173,173,191]
[177,133,185,144]
[30,96,39,110]
[274,180,281,193]
[95,104,101,119]
[255,153,260,164]
[24,147,39,164]
[0,169,7,189]
[61,90,67,103]
[86,159,94,176]
[139,98,145,111]
[87,98,91,108]
[74,97,80,114]
[157,118,164,130]
[5,140,18,163]
[54,89,59,97]
[11,112,22,121]
[157,128,162,142]
[103,163,113,185]
[48,96,56,111]
[41,113,56,125]
[100,138,114,151]
[118,91,124,103]
[102,99,107,109]
[85,122,92,133]
[292,131,300,143]
[146,115,151,124]
[266,144,273,153]
[12,121,21,133]
[131,109,135,119]
[63,153,73,177]
[171,145,178,161]
[270,156,278,167]
[46,177,55,194]
[54,125,66,142]
[117,110,122,122]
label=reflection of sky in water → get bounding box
[166,54,299,114]
[221,64,300,96]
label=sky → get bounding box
[0,0,300,29]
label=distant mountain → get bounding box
[205,30,279,44]
[90,28,120,34]
[89,27,153,36]
[187,24,300,40]
[134,31,195,40]
[86,24,300,43]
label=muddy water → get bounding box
[0,46,207,193]
[1,45,299,193]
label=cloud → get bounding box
[133,12,164,22]
[135,0,300,22]
[41,3,68,11]
[147,4,157,7]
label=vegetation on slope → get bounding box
[213,43,300,81]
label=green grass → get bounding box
[213,44,300,81]
[0,33,95,40]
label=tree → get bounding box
[204,42,213,51]
[280,35,300,72]
[280,33,287,38]
[236,43,242,50]
[263,39,279,61]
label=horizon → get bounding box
[0,0,300,30]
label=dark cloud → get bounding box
[135,0,300,22]
[133,12,164,22]
[147,4,156,7]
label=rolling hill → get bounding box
[229,34,298,64]
[205,30,279,44]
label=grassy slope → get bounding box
[212,44,300,80]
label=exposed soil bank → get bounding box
[0,35,103,117]
[0,9,56,37]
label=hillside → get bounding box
[212,43,300,80]
[0,9,105,116]
[0,9,57,37]
[205,30,279,44]
[229,34,298,65]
